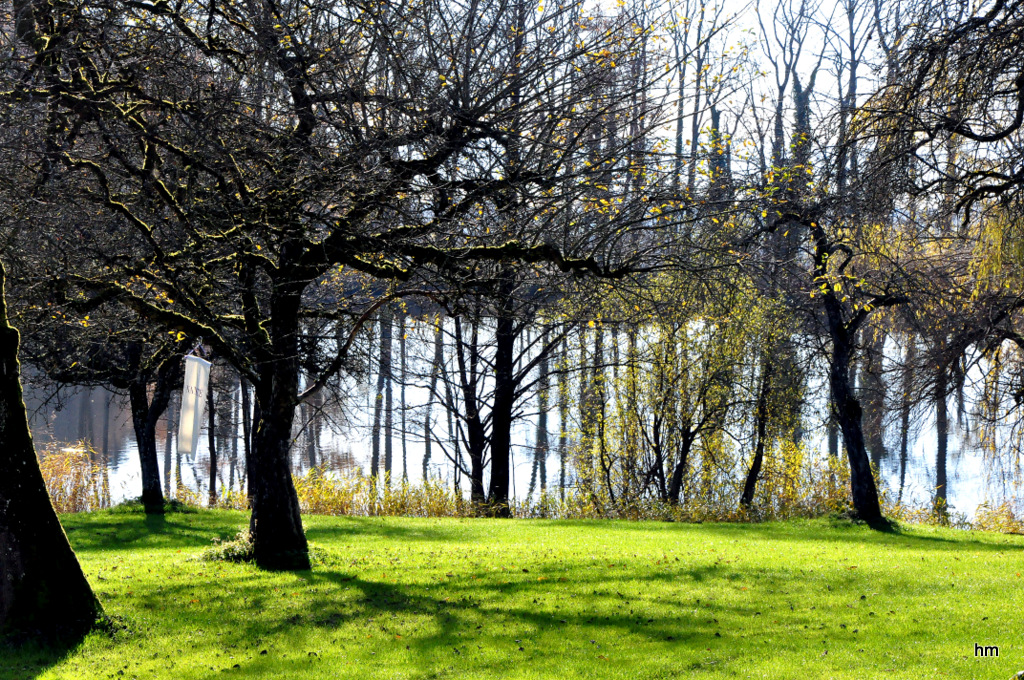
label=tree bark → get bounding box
[666,433,694,505]
[558,330,568,501]
[486,310,516,517]
[0,261,102,636]
[370,307,392,484]
[532,326,550,496]
[453,314,488,506]
[207,372,217,507]
[812,216,885,525]
[740,357,773,508]
[164,391,176,498]
[423,316,444,480]
[399,310,408,482]
[935,363,949,513]
[127,351,176,513]
[830,331,883,524]
[248,289,309,570]
[240,377,252,504]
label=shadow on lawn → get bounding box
[0,623,92,680]
[693,518,1024,552]
[304,517,479,545]
[24,511,1018,679]
[541,517,1024,553]
[64,511,244,554]
[208,567,738,676]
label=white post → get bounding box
[177,356,212,457]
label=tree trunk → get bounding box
[370,307,392,484]
[935,363,949,513]
[897,340,916,504]
[558,330,568,501]
[399,310,408,482]
[666,433,694,505]
[534,326,550,496]
[423,316,444,480]
[127,353,175,514]
[862,330,887,468]
[740,357,773,508]
[241,377,252,504]
[384,317,394,486]
[207,372,217,507]
[164,391,176,498]
[248,290,309,570]
[453,314,488,506]
[814,218,885,525]
[229,378,238,491]
[830,334,883,524]
[827,414,839,459]
[0,262,101,636]
[486,310,516,517]
[129,382,163,512]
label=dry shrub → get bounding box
[294,468,471,517]
[211,488,250,510]
[37,441,110,513]
[965,500,1024,534]
[172,483,205,508]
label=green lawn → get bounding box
[3,510,1023,679]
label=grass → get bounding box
[3,510,1023,680]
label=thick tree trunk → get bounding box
[830,336,884,524]
[666,433,694,505]
[127,354,175,513]
[129,382,163,512]
[740,357,773,508]
[248,290,309,570]
[486,311,516,517]
[453,315,488,506]
[812,218,885,525]
[0,263,101,636]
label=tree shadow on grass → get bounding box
[0,622,96,680]
[304,517,478,545]
[23,526,1020,680]
[203,566,745,677]
[691,517,1024,553]
[540,516,1023,553]
[64,512,244,554]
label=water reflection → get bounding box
[23,378,1019,519]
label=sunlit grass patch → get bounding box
[3,511,1022,680]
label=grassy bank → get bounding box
[3,510,1022,679]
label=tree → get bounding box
[8,0,670,566]
[15,305,183,513]
[0,258,101,636]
